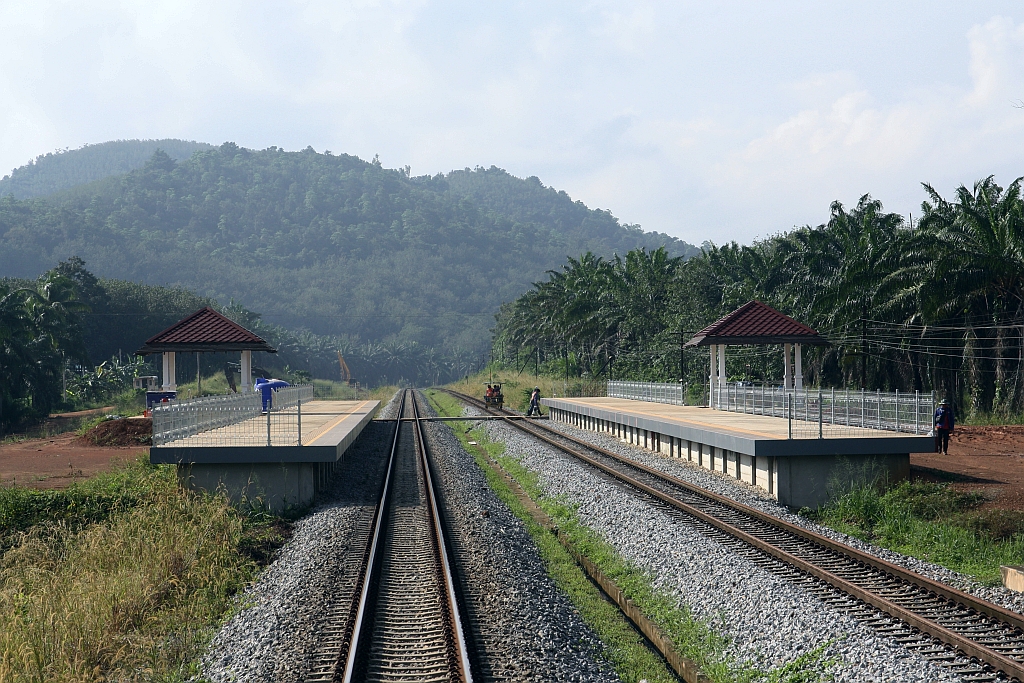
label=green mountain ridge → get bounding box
[0,140,698,370]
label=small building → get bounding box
[136,306,276,394]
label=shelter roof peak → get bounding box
[136,306,276,354]
[685,300,827,347]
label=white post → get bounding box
[162,352,177,390]
[717,344,726,408]
[794,343,803,390]
[709,346,716,407]
[241,350,252,393]
[783,343,792,390]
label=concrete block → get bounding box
[1002,565,1024,592]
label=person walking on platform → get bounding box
[933,399,954,455]
[527,387,542,417]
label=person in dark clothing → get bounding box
[527,387,542,416]
[933,399,954,455]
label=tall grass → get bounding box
[810,480,1024,585]
[0,459,285,682]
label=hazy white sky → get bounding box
[2,1,1024,245]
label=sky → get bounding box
[2,1,1024,246]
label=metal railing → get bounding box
[608,380,934,438]
[607,381,687,405]
[152,384,314,447]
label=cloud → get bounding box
[2,3,1024,246]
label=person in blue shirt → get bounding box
[933,399,954,455]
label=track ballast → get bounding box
[446,389,1024,682]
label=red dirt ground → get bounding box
[912,425,1024,511]
[0,425,148,490]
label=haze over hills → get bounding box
[0,139,214,199]
[0,140,698,363]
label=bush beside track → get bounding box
[0,458,290,682]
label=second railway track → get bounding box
[445,389,1024,682]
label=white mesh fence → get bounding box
[152,384,315,447]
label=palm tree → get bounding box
[919,176,1024,412]
[798,195,906,389]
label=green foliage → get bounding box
[0,139,213,199]
[809,480,1024,584]
[495,182,1024,416]
[65,355,146,403]
[0,457,289,681]
[0,269,89,432]
[0,144,694,390]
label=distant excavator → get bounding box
[338,352,353,384]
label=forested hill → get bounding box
[0,139,213,199]
[0,142,696,363]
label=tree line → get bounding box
[493,176,1024,417]
[0,143,696,365]
[0,257,485,433]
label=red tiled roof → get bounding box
[136,307,276,354]
[685,300,828,347]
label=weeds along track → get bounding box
[445,389,1024,682]
[306,390,473,683]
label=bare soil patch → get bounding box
[912,425,1024,511]
[77,418,152,447]
[0,432,145,489]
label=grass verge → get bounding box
[808,480,1024,585]
[0,457,289,682]
[427,389,836,683]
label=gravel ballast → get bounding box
[541,416,1024,616]
[202,390,617,682]
[472,407,962,682]
[201,391,402,682]
[418,392,619,682]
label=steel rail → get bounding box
[411,390,474,680]
[446,389,1024,681]
[340,390,473,683]
[339,391,407,682]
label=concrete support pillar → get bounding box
[794,343,803,390]
[162,352,176,390]
[241,350,252,393]
[783,343,792,390]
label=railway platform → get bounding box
[151,399,378,511]
[541,396,933,508]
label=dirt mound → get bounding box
[79,418,152,447]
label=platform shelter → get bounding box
[541,302,933,509]
[135,306,276,394]
[685,300,828,406]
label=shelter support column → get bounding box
[709,346,716,407]
[717,344,726,408]
[783,343,792,390]
[241,350,252,393]
[794,343,803,390]
[162,352,176,391]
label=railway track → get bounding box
[445,389,1024,682]
[307,389,473,683]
